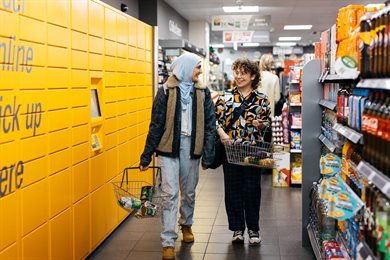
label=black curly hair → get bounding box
[232,58,261,89]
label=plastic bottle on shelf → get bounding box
[370,14,378,78]
[360,15,372,78]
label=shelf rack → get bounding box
[318,134,336,153]
[307,223,323,260]
[333,123,363,144]
[357,161,390,200]
[319,99,337,111]
[357,78,390,90]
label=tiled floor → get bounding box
[88,167,315,260]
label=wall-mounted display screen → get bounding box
[91,89,101,118]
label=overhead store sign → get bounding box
[212,15,251,31]
[169,20,182,37]
[223,31,254,43]
[212,15,270,31]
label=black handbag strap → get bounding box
[224,91,257,133]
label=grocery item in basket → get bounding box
[258,158,275,168]
[140,186,154,202]
[136,201,158,218]
[119,197,142,209]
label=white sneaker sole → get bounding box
[232,236,244,244]
[249,237,261,245]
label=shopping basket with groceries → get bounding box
[223,125,284,168]
[112,166,167,218]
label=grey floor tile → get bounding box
[89,251,129,260]
[192,233,211,243]
[140,231,161,242]
[209,233,237,243]
[132,240,162,252]
[125,251,161,260]
[191,225,213,233]
[193,218,215,226]
[175,252,205,260]
[175,242,208,254]
[212,225,232,234]
[204,253,280,260]
[205,243,246,254]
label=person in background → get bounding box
[258,54,281,116]
[139,53,216,260]
[215,58,271,246]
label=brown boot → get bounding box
[162,246,175,260]
[181,225,194,243]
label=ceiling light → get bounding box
[211,44,224,48]
[223,6,259,13]
[242,43,260,47]
[279,37,302,41]
[276,42,297,46]
[284,25,312,30]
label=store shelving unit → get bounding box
[301,59,323,247]
[336,232,352,260]
[307,223,323,260]
[357,241,376,259]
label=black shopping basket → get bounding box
[112,166,167,218]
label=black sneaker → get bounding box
[248,230,261,245]
[232,230,244,244]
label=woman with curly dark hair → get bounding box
[215,58,271,245]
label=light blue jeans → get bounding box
[158,135,200,247]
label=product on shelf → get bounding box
[290,130,301,150]
[291,113,302,129]
[291,154,302,184]
[272,145,290,187]
[272,116,284,145]
[290,93,302,105]
[282,103,290,144]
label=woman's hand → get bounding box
[217,128,231,144]
[253,119,267,130]
[139,165,149,171]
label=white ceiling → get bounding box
[164,0,385,46]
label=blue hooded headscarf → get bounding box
[170,53,201,105]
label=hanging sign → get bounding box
[212,15,251,31]
[223,31,254,43]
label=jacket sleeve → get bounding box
[140,87,167,167]
[201,88,216,166]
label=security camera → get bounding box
[121,3,128,12]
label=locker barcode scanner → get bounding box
[91,77,104,152]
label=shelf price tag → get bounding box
[333,123,362,144]
[357,161,390,199]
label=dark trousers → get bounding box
[223,161,262,232]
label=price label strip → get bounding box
[357,161,390,199]
[333,123,363,144]
[319,134,336,152]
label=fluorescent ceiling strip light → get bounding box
[279,37,302,41]
[223,6,259,13]
[284,25,312,30]
[242,42,260,47]
[211,44,224,48]
[276,42,296,46]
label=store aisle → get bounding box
[88,168,315,260]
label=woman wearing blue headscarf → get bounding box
[140,53,216,259]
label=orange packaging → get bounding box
[336,5,366,43]
[315,42,321,59]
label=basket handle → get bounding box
[120,166,161,188]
